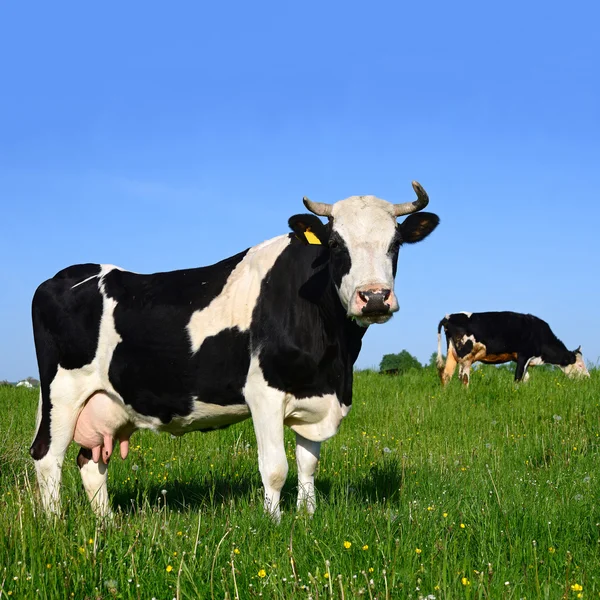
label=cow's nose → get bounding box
[358,289,392,315]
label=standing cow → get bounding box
[436,311,589,386]
[30,182,439,519]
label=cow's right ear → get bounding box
[288,214,328,245]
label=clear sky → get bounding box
[1,1,599,380]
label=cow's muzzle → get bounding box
[351,285,399,325]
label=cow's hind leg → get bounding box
[244,357,288,522]
[31,371,90,515]
[439,344,458,386]
[295,433,320,515]
[77,448,111,518]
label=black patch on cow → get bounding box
[30,264,105,461]
[387,229,402,278]
[398,212,440,245]
[288,214,329,245]
[102,250,248,312]
[77,447,93,469]
[251,241,364,405]
[454,337,474,358]
[327,231,352,290]
[105,251,250,423]
[53,263,102,280]
[109,326,251,423]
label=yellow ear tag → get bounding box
[304,230,321,245]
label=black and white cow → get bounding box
[30,182,439,519]
[436,311,589,386]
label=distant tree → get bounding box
[380,351,422,374]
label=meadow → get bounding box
[1,366,598,599]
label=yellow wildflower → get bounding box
[234,548,240,555]
[415,548,422,554]
[258,569,266,578]
[571,583,583,592]
[324,573,329,579]
[461,577,470,586]
[362,545,369,551]
[548,547,556,554]
[460,523,466,529]
[166,565,173,573]
[343,541,352,549]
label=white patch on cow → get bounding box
[284,392,345,442]
[331,196,398,318]
[561,352,590,378]
[295,433,320,514]
[459,333,477,348]
[460,311,473,318]
[187,235,290,353]
[162,399,250,434]
[79,459,110,518]
[528,356,544,366]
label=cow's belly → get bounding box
[284,393,348,442]
[161,399,251,435]
[480,352,517,364]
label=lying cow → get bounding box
[436,311,589,386]
[30,182,439,519]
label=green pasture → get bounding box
[1,366,599,599]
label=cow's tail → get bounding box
[436,317,449,371]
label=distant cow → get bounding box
[30,182,439,520]
[436,311,589,386]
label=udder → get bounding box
[73,392,135,464]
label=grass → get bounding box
[0,366,599,599]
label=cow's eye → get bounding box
[329,239,339,249]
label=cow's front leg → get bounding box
[515,355,529,382]
[244,358,288,522]
[295,433,320,515]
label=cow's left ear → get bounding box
[288,214,328,245]
[399,212,440,244]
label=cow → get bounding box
[30,182,439,520]
[436,311,590,386]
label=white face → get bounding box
[561,352,590,378]
[329,196,400,326]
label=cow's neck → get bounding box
[541,340,573,366]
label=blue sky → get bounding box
[1,1,599,380]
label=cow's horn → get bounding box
[303,196,333,217]
[393,181,429,217]
[575,345,582,354]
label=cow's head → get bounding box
[289,181,439,327]
[561,346,591,378]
